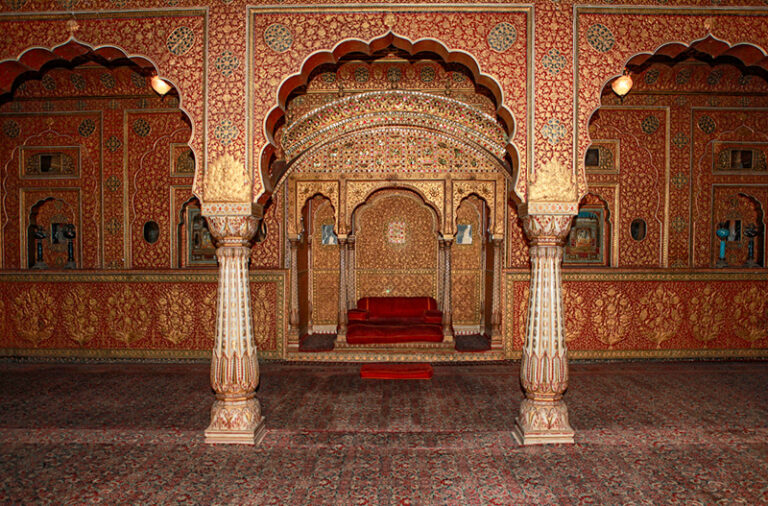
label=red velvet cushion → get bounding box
[347,322,443,344]
[357,297,438,319]
[360,363,433,380]
[347,309,369,321]
[422,310,443,324]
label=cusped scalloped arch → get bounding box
[260,31,520,203]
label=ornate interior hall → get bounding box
[0,0,766,501]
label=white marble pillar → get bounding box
[513,214,574,445]
[204,215,266,445]
[442,236,454,343]
[490,236,503,340]
[337,235,348,342]
[288,235,300,340]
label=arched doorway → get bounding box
[278,40,514,360]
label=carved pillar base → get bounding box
[205,396,267,445]
[513,398,574,445]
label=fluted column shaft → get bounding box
[437,239,446,310]
[442,236,454,342]
[347,237,356,310]
[513,214,574,445]
[491,237,503,339]
[204,215,266,445]
[337,236,348,341]
[288,236,300,338]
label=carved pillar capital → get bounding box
[521,214,573,246]
[206,215,260,247]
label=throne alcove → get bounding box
[279,51,513,359]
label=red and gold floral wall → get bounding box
[0,1,766,360]
[0,65,193,270]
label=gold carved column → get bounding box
[442,235,454,343]
[288,234,300,342]
[204,215,266,445]
[346,236,356,309]
[490,236,503,340]
[336,235,348,342]
[437,239,446,310]
[513,214,574,445]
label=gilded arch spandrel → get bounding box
[289,179,340,236]
[451,177,506,237]
[346,180,445,235]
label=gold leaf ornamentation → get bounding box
[733,286,768,345]
[251,284,273,349]
[593,286,630,348]
[200,288,217,341]
[689,285,724,343]
[157,286,194,345]
[563,285,586,344]
[638,285,681,348]
[107,288,150,346]
[203,153,252,203]
[62,286,100,346]
[12,287,55,347]
[528,158,578,202]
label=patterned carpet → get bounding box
[1,360,766,504]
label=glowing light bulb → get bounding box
[611,72,633,98]
[150,75,172,96]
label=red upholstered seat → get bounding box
[346,297,443,345]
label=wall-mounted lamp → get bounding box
[150,75,172,96]
[611,69,633,98]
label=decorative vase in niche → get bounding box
[63,224,77,269]
[31,225,48,270]
[715,223,729,268]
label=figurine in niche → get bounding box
[730,150,753,170]
[573,227,594,249]
[456,224,472,245]
[192,215,212,250]
[321,224,337,245]
[51,222,66,245]
[188,208,217,265]
[63,224,76,269]
[726,219,741,242]
[585,147,600,167]
[31,225,48,269]
[743,223,760,268]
